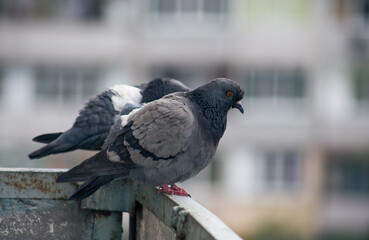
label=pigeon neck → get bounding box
[187,91,228,141]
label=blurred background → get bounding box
[0,0,369,239]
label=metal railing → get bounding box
[0,168,242,240]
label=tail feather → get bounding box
[28,143,72,159]
[29,128,106,159]
[69,175,118,200]
[32,132,63,144]
[56,150,134,183]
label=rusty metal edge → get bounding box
[0,167,78,200]
[0,167,68,173]
[0,168,241,239]
[132,182,242,240]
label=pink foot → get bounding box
[157,184,191,197]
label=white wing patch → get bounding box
[119,107,142,127]
[110,85,142,112]
[107,149,121,162]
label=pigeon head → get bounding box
[141,78,190,103]
[188,78,244,116]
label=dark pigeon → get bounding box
[29,78,190,159]
[56,78,244,200]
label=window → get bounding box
[354,0,369,25]
[243,0,311,23]
[181,0,197,12]
[156,0,177,13]
[259,149,302,192]
[364,0,369,22]
[150,65,201,88]
[0,0,105,22]
[334,0,369,28]
[209,156,222,184]
[326,152,369,195]
[152,0,227,14]
[353,66,369,104]
[149,0,228,25]
[0,67,3,101]
[150,64,229,89]
[242,67,306,112]
[35,68,100,105]
[244,67,305,99]
[204,0,227,13]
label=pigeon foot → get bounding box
[158,184,191,197]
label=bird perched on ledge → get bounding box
[29,78,190,159]
[57,78,244,200]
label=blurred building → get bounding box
[0,0,369,239]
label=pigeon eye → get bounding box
[227,92,233,97]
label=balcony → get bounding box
[0,168,241,240]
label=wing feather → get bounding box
[109,94,194,168]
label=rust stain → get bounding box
[31,177,55,194]
[178,216,188,240]
[4,181,26,191]
[3,173,77,196]
[95,211,112,218]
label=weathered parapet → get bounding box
[0,168,242,240]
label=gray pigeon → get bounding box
[56,78,244,199]
[29,78,189,159]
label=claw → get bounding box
[157,184,191,197]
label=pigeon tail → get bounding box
[28,142,75,159]
[29,126,108,159]
[56,150,134,183]
[32,132,63,144]
[68,175,118,200]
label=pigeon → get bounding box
[28,78,190,159]
[56,78,244,200]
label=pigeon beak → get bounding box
[232,101,244,114]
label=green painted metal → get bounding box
[0,199,95,240]
[0,168,122,240]
[131,181,243,240]
[0,168,242,240]
[82,179,242,239]
[0,168,77,199]
[92,211,122,240]
[81,179,133,212]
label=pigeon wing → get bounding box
[28,90,119,159]
[108,94,195,169]
[73,90,119,138]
